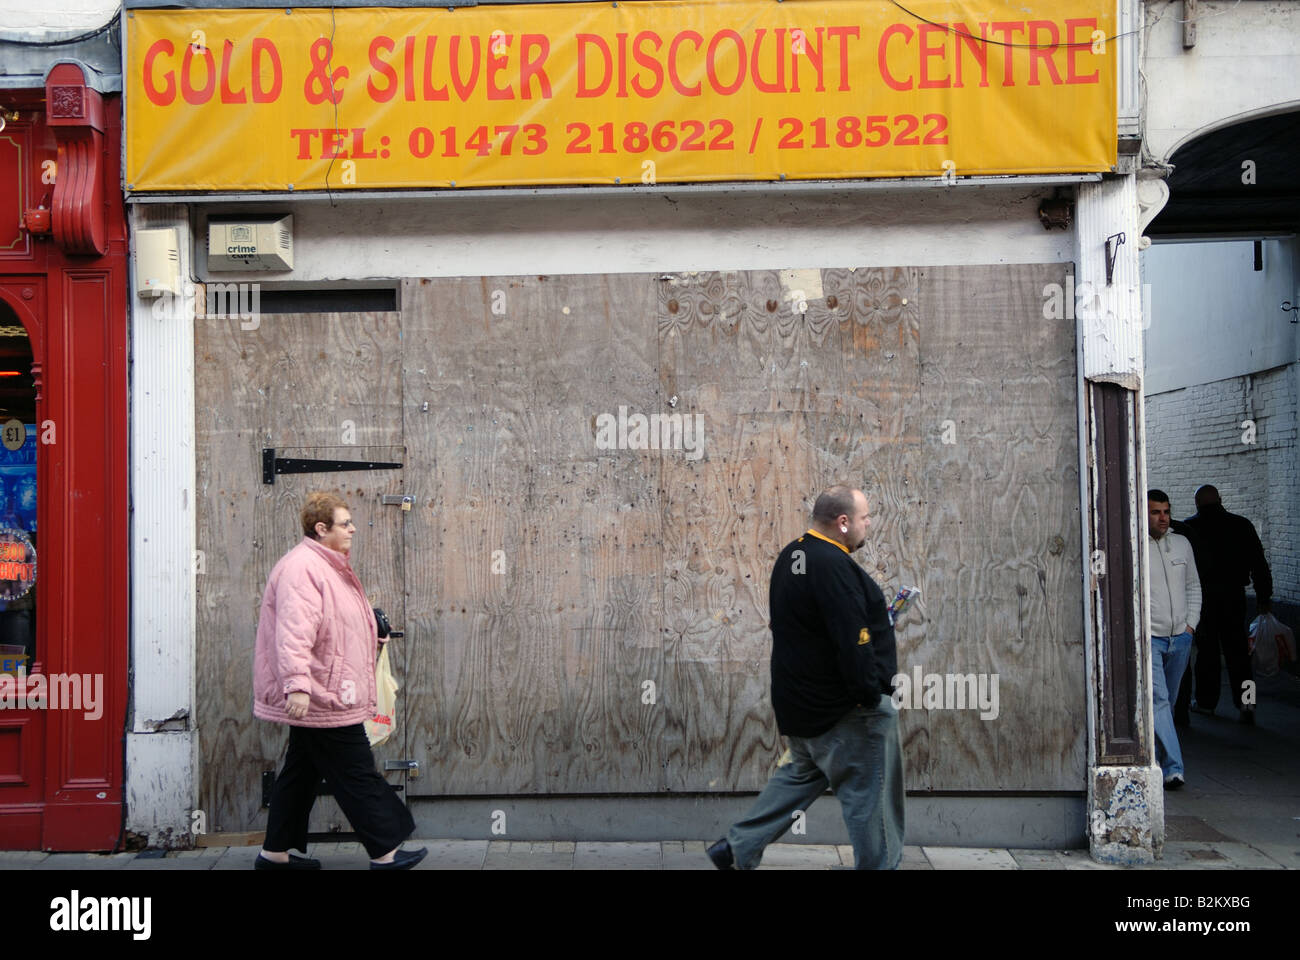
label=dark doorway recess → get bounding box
[1149,110,1300,237]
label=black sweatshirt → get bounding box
[1184,504,1273,601]
[768,530,897,737]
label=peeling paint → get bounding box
[1087,371,1141,391]
[143,709,191,732]
[779,268,824,302]
[1088,765,1161,865]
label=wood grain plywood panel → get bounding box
[399,276,666,794]
[911,265,1084,790]
[196,311,404,833]
[656,268,924,791]
[194,264,1086,823]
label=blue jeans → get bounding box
[727,695,905,869]
[1151,632,1193,779]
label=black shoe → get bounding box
[1239,708,1256,726]
[370,846,428,870]
[1164,775,1185,791]
[254,852,321,870]
[1190,703,1215,716]
[705,838,735,870]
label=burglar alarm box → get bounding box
[208,215,294,272]
[135,227,180,297]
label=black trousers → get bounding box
[264,723,414,859]
[1174,589,1252,714]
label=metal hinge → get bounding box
[262,448,403,484]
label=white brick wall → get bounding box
[1145,363,1299,604]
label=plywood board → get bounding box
[910,264,1085,789]
[195,265,1086,828]
[195,310,406,834]
[399,276,666,794]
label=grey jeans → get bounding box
[727,694,905,870]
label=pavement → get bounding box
[3,669,1294,871]
[1160,667,1300,870]
[0,835,1288,870]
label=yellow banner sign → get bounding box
[125,1,1116,191]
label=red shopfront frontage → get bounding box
[0,61,128,850]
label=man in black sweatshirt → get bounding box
[1183,485,1273,724]
[706,485,903,870]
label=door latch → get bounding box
[384,760,420,778]
[381,494,414,511]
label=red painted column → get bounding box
[0,63,128,851]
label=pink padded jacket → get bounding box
[253,537,378,727]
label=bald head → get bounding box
[811,485,871,552]
[1194,485,1222,509]
[812,485,857,525]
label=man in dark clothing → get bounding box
[1169,515,1206,728]
[706,485,903,870]
[1183,485,1273,724]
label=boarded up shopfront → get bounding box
[195,265,1084,832]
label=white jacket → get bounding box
[1148,531,1201,637]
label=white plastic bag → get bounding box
[365,644,399,747]
[1249,613,1296,679]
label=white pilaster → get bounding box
[126,202,199,848]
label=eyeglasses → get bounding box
[333,519,357,530]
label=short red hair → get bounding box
[301,491,349,539]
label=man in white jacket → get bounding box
[1147,490,1201,789]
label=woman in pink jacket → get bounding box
[253,491,426,871]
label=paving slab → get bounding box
[1249,843,1299,868]
[0,851,50,865]
[1161,842,1249,868]
[1202,842,1288,869]
[303,842,371,870]
[1008,849,1068,870]
[211,847,262,871]
[573,842,662,869]
[510,842,552,854]
[307,841,364,857]
[482,854,575,870]
[123,852,217,870]
[922,847,1019,870]
[1058,849,1126,870]
[33,852,135,871]
[415,839,488,870]
[663,849,715,870]
[483,840,574,869]
[755,843,841,869]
